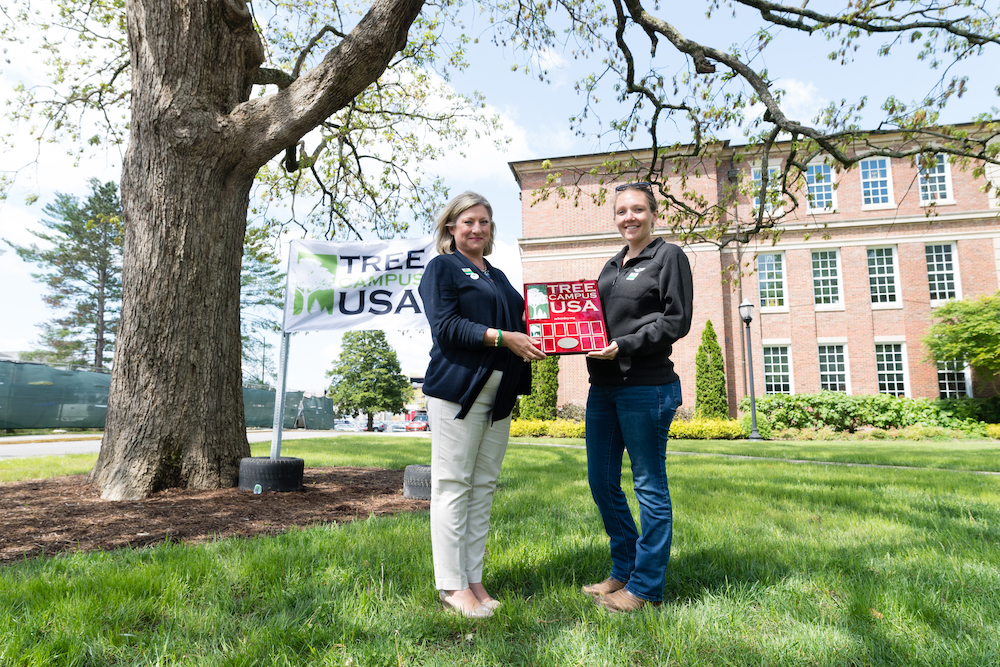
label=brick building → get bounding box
[511,133,1000,414]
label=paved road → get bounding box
[0,428,427,460]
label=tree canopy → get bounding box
[326,330,413,429]
[923,292,1000,380]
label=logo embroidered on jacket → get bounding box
[626,267,646,281]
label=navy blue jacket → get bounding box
[419,251,531,421]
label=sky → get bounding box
[1,2,996,393]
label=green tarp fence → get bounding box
[0,360,312,431]
[299,395,338,430]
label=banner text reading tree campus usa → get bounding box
[282,238,436,333]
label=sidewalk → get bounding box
[0,429,405,459]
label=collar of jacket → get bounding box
[611,236,664,269]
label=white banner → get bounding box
[282,237,436,333]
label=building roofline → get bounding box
[508,120,998,185]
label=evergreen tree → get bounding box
[519,355,559,420]
[326,331,413,430]
[6,179,122,370]
[695,320,729,419]
[239,225,285,386]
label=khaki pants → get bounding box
[428,370,511,591]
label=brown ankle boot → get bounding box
[581,578,626,597]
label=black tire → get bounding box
[238,456,304,492]
[403,464,431,500]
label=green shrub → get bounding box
[545,419,586,438]
[510,418,585,438]
[519,356,560,420]
[510,419,549,437]
[739,411,773,440]
[669,418,743,440]
[891,425,969,441]
[988,424,1000,439]
[742,392,990,434]
[556,403,585,422]
[695,320,729,419]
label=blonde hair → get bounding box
[434,191,496,256]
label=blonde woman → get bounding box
[418,191,545,618]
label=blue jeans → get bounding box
[585,380,681,602]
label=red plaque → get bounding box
[524,280,609,355]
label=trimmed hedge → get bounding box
[669,418,743,440]
[509,417,746,439]
[987,424,1000,440]
[510,419,585,438]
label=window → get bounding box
[919,154,952,204]
[875,344,907,397]
[806,163,835,211]
[937,360,970,399]
[752,164,781,213]
[757,253,786,310]
[860,157,893,207]
[818,345,848,392]
[763,346,792,394]
[867,247,898,305]
[925,243,958,303]
[811,250,841,306]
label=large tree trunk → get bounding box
[88,0,263,500]
[88,0,425,500]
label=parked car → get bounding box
[389,421,408,432]
[334,419,360,431]
[364,420,386,432]
[406,413,430,432]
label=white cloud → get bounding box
[719,78,827,143]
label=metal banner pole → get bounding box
[269,331,292,459]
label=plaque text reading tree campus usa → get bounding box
[523,280,609,355]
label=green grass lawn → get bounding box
[3,436,1000,666]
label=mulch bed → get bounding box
[0,467,428,564]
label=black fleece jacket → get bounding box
[586,237,694,386]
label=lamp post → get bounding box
[739,299,763,441]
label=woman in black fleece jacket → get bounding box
[582,182,693,612]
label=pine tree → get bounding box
[326,331,413,430]
[695,319,729,419]
[239,225,285,386]
[519,355,559,420]
[6,180,123,370]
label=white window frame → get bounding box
[756,252,788,313]
[817,343,850,393]
[761,341,794,395]
[752,160,783,215]
[859,157,896,210]
[805,161,837,213]
[818,337,852,394]
[867,245,902,310]
[919,154,955,206]
[810,249,843,311]
[925,242,962,307]
[874,339,910,398]
[936,359,973,399]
